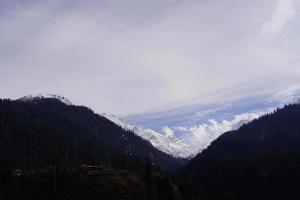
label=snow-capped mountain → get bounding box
[16,94,194,158]
[14,94,271,159]
[102,113,195,159]
[18,94,73,105]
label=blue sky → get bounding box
[124,88,300,146]
[1,0,300,146]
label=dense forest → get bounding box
[1,97,300,200]
[0,98,184,171]
[176,103,300,200]
[0,98,184,199]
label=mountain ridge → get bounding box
[102,113,195,159]
[0,98,184,172]
[18,94,73,105]
[16,94,196,158]
[176,103,300,200]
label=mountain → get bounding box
[176,103,300,200]
[0,96,185,173]
[17,94,194,158]
[18,94,73,105]
[102,113,195,158]
[18,94,194,158]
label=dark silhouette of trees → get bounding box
[176,103,300,200]
[0,98,183,173]
[0,98,184,200]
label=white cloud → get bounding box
[270,84,300,104]
[0,0,299,116]
[173,110,273,152]
[161,126,175,137]
[192,104,232,120]
[261,0,296,35]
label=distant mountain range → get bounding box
[1,94,300,199]
[17,94,195,158]
[102,113,195,158]
[15,94,266,159]
[0,95,185,173]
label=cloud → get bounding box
[0,0,300,116]
[173,110,273,152]
[161,126,176,138]
[138,108,275,157]
[261,0,296,35]
[192,104,232,120]
[270,84,300,104]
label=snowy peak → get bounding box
[18,94,73,105]
[102,113,195,159]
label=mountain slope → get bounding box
[0,97,184,173]
[176,103,300,200]
[18,94,195,158]
[103,114,194,158]
[18,94,73,105]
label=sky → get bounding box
[1,0,300,152]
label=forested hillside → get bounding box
[176,103,300,200]
[2,98,300,200]
[0,98,184,172]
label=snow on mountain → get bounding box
[102,111,268,159]
[18,94,73,105]
[102,113,195,159]
[178,111,269,152]
[16,95,273,159]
